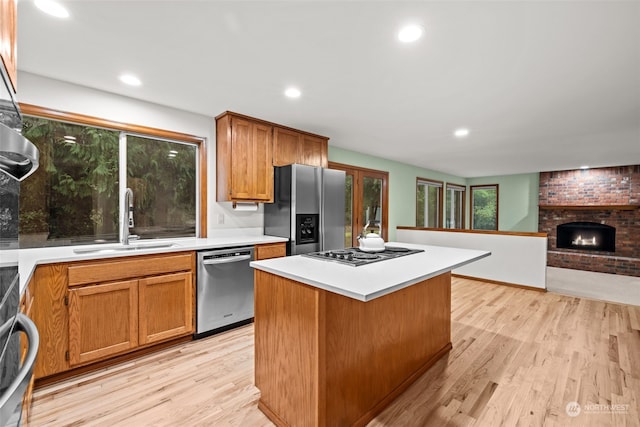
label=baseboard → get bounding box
[452,274,547,292]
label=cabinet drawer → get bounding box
[68,253,193,287]
[255,243,286,260]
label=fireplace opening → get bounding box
[556,222,616,252]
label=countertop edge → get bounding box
[18,235,288,293]
[251,245,491,301]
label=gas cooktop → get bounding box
[302,246,424,267]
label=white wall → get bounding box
[396,228,548,289]
[17,72,264,235]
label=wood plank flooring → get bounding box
[28,278,640,426]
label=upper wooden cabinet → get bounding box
[299,133,328,168]
[0,0,18,92]
[216,112,274,202]
[273,127,328,168]
[216,111,329,202]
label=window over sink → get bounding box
[18,106,204,247]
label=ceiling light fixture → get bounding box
[398,24,423,43]
[580,165,590,170]
[34,0,70,18]
[284,87,301,98]
[454,128,470,138]
[119,74,142,86]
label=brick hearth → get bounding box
[538,165,640,277]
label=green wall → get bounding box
[328,146,540,239]
[466,173,540,232]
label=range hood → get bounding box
[0,123,38,181]
[0,64,39,181]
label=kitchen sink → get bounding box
[73,242,181,254]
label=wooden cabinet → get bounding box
[138,272,193,345]
[216,112,274,202]
[255,242,287,260]
[31,252,196,380]
[68,280,139,366]
[216,111,329,202]
[273,126,328,168]
[0,0,17,92]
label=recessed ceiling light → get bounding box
[580,165,590,170]
[454,128,470,138]
[284,87,301,98]
[119,74,142,86]
[398,24,423,43]
[35,0,70,18]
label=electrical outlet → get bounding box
[217,214,224,224]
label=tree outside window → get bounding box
[19,115,199,247]
[471,184,499,230]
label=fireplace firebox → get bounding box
[556,222,616,252]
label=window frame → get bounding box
[19,103,208,238]
[470,184,499,231]
[415,177,443,228]
[444,183,466,229]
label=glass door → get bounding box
[329,162,388,247]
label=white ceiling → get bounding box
[16,0,640,178]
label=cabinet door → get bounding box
[251,122,274,201]
[273,127,301,166]
[68,280,138,366]
[0,0,17,92]
[230,117,273,201]
[300,134,328,168]
[138,272,193,345]
[229,117,253,200]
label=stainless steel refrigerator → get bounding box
[264,164,346,255]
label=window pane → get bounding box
[445,187,464,229]
[472,186,498,230]
[416,182,441,228]
[362,176,382,235]
[344,174,353,248]
[126,135,197,238]
[20,117,120,247]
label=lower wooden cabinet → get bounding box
[255,242,287,260]
[68,280,139,366]
[31,252,196,381]
[139,272,193,345]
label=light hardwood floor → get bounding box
[29,278,640,426]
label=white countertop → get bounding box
[250,242,490,302]
[18,235,287,292]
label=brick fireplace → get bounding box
[538,165,640,277]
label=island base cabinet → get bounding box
[254,270,452,427]
[68,280,139,366]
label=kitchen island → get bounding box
[250,243,490,427]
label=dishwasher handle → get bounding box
[202,254,252,265]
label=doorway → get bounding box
[329,162,389,247]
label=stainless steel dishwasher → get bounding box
[195,246,255,338]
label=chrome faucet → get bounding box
[121,188,138,245]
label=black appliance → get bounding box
[0,59,40,426]
[302,246,425,267]
[264,164,346,255]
